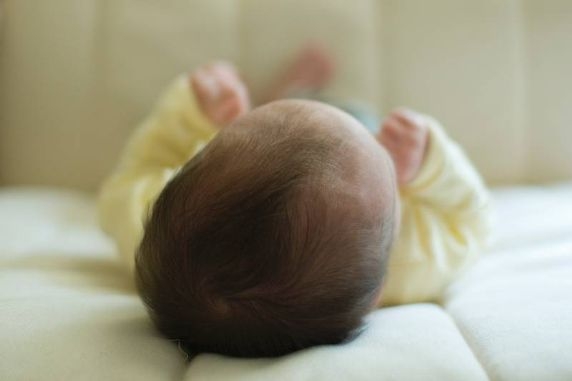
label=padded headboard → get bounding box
[1,0,571,191]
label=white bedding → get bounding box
[1,183,571,381]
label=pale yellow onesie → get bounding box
[97,76,492,306]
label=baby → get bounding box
[98,47,491,358]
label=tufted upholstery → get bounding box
[1,0,571,191]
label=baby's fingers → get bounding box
[190,69,221,103]
[390,108,428,132]
[379,116,406,140]
[216,97,242,125]
[380,116,423,148]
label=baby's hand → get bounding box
[377,108,430,186]
[189,62,251,127]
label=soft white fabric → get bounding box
[1,184,571,380]
[443,183,572,380]
[2,0,572,189]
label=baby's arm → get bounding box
[98,63,249,274]
[377,109,492,305]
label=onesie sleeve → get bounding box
[380,115,493,305]
[97,75,218,275]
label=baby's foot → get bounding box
[190,62,251,127]
[262,43,336,103]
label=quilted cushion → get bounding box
[1,183,571,380]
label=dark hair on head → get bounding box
[135,105,396,358]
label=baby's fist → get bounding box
[189,62,250,127]
[377,109,430,186]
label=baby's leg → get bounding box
[261,44,379,133]
[260,43,336,103]
[190,62,251,127]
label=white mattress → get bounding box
[1,183,571,381]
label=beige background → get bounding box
[1,0,571,192]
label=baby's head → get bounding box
[135,100,399,357]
